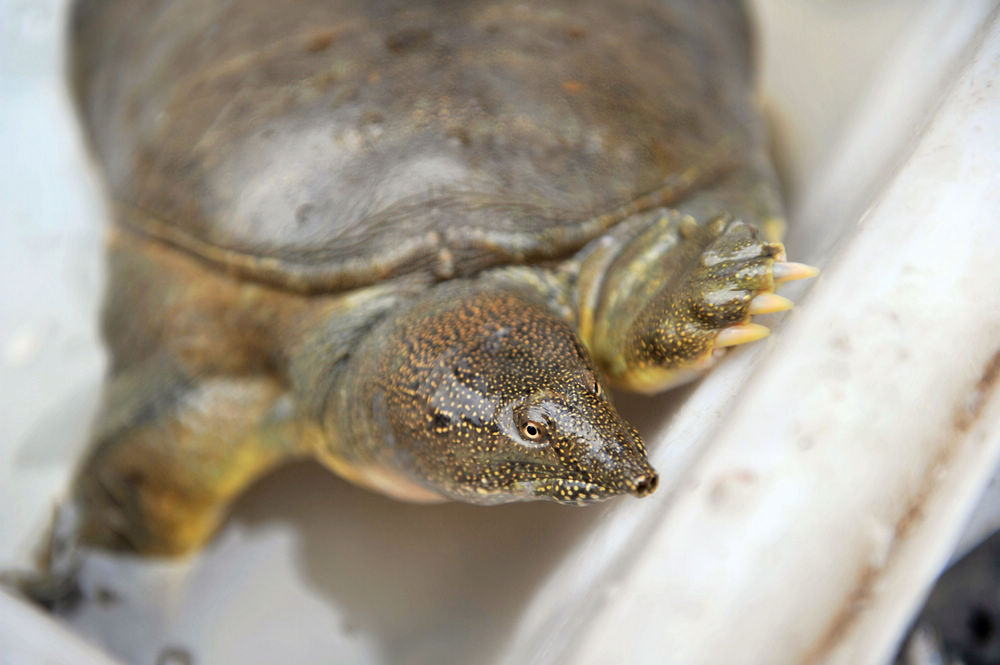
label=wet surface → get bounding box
[60,461,617,665]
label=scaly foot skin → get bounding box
[621,217,817,393]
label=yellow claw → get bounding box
[749,293,794,315]
[773,261,819,284]
[716,323,770,348]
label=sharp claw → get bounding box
[716,323,770,348]
[749,293,794,315]
[773,261,819,284]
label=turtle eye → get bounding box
[519,420,548,443]
[578,369,602,397]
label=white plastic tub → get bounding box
[2,1,999,663]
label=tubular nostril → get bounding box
[631,472,659,497]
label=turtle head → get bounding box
[365,286,657,505]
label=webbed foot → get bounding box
[2,566,83,613]
[620,217,816,393]
[0,503,84,613]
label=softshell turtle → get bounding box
[62,0,815,556]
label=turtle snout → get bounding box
[628,471,659,497]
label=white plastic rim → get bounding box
[502,4,1000,664]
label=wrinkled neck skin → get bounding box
[307,275,656,505]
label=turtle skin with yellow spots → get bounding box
[62,0,815,556]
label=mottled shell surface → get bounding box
[72,0,754,292]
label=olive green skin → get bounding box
[66,0,785,555]
[339,284,656,504]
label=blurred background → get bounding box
[1,1,998,664]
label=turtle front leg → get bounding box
[581,211,816,394]
[69,354,303,557]
[13,356,302,608]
